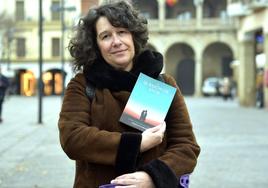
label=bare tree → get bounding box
[0,12,15,68]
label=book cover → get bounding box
[119,73,176,131]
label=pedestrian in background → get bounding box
[256,68,264,108]
[0,66,10,123]
[58,1,200,188]
[220,77,233,100]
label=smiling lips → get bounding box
[111,49,127,54]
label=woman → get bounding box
[58,1,200,188]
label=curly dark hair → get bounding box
[68,1,149,72]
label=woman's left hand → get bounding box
[111,171,155,188]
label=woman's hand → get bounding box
[111,171,155,188]
[140,122,166,153]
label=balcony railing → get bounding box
[201,18,237,29]
[164,19,197,30]
[15,17,237,33]
[15,19,74,30]
[148,18,237,32]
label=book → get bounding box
[119,73,176,131]
[99,184,117,188]
[99,184,124,188]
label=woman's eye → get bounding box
[119,30,128,35]
[102,35,110,40]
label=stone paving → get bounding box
[0,96,267,188]
[0,96,74,188]
[189,97,268,188]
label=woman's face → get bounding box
[96,16,135,71]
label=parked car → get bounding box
[202,77,222,96]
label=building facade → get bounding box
[228,0,268,107]
[0,0,267,108]
[0,0,82,96]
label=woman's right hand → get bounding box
[140,122,166,153]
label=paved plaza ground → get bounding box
[0,96,267,188]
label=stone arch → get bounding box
[42,68,66,96]
[13,69,36,96]
[165,42,195,95]
[202,42,234,80]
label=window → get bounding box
[16,38,26,57]
[52,38,60,57]
[16,1,25,21]
[51,1,60,21]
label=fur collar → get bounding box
[84,50,163,91]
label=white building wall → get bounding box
[0,0,81,83]
[24,0,39,21]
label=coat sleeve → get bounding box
[58,74,141,168]
[140,74,200,188]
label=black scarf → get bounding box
[84,50,163,92]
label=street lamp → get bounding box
[39,0,75,124]
[38,0,43,124]
[51,1,76,98]
[60,0,65,98]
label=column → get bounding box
[158,0,165,29]
[194,0,203,28]
[264,33,268,108]
[194,51,203,96]
[238,33,256,106]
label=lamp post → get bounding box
[38,0,43,124]
[60,0,65,98]
[51,1,76,98]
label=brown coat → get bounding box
[58,73,200,188]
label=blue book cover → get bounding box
[119,73,176,131]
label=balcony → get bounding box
[227,0,268,17]
[15,19,74,31]
[248,0,268,9]
[227,2,252,17]
[147,18,237,32]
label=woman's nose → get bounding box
[112,35,122,46]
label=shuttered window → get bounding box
[16,1,25,21]
[51,1,60,20]
[16,38,26,57]
[52,38,60,57]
